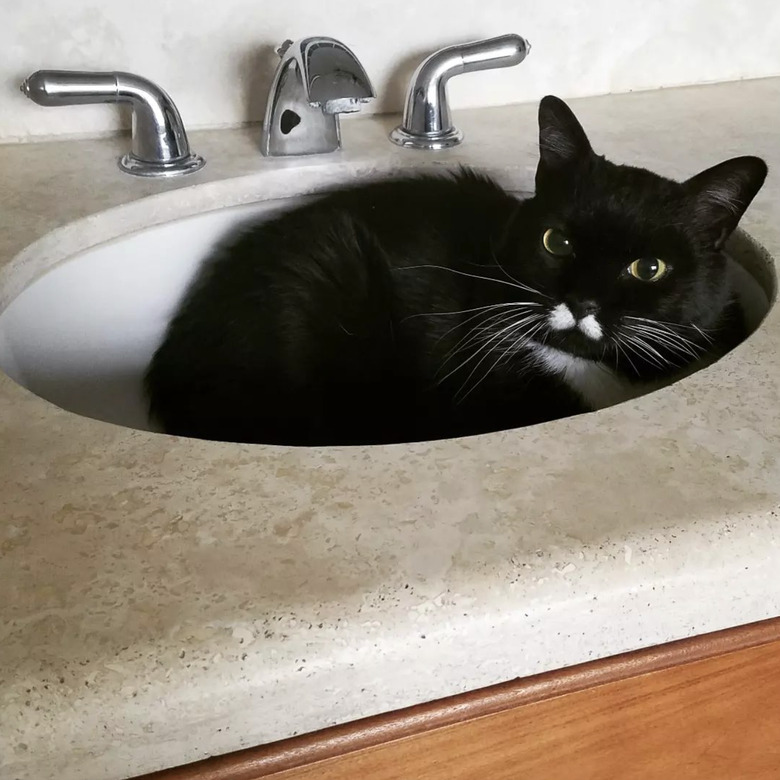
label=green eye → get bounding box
[542,228,574,257]
[627,258,669,282]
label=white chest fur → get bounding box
[529,343,642,410]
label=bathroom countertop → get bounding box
[2,78,780,780]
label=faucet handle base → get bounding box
[389,125,463,151]
[391,34,530,152]
[22,70,205,177]
[119,152,205,178]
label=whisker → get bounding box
[621,333,675,369]
[649,332,703,357]
[624,316,709,350]
[621,335,662,367]
[400,301,542,324]
[624,315,715,336]
[623,323,703,359]
[455,333,521,403]
[394,264,546,297]
[487,246,552,300]
[620,337,658,371]
[614,340,639,375]
[692,323,715,344]
[452,313,545,373]
[623,327,692,354]
[454,317,545,403]
[624,320,699,342]
[440,313,544,389]
[458,326,544,404]
[509,319,546,354]
[437,310,539,371]
[439,323,518,388]
[433,307,528,354]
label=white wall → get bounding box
[2,0,780,142]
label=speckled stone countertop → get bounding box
[2,78,780,780]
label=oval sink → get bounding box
[0,192,775,436]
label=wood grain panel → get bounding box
[134,617,780,780]
[270,639,780,780]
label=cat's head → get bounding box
[502,95,767,378]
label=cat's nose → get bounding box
[565,298,599,319]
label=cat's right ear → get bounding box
[683,156,768,250]
[537,96,593,177]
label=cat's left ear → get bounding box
[684,156,768,250]
[537,96,593,176]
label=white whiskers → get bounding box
[394,262,551,402]
[393,263,549,299]
[434,308,545,403]
[454,317,547,403]
[617,316,711,372]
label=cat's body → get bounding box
[148,173,586,445]
[146,97,766,446]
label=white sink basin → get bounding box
[0,197,308,431]
[0,192,774,434]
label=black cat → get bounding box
[146,96,767,446]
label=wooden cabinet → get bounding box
[137,618,780,780]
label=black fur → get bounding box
[146,96,767,445]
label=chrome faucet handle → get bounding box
[261,37,375,157]
[20,70,205,178]
[390,34,531,151]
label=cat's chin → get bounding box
[536,330,606,362]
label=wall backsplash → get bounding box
[2,0,780,143]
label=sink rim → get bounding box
[0,160,776,451]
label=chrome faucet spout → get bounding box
[261,37,375,157]
[390,34,531,150]
[20,70,204,177]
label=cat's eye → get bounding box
[542,228,574,257]
[627,257,669,282]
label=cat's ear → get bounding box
[684,156,767,250]
[537,95,593,174]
